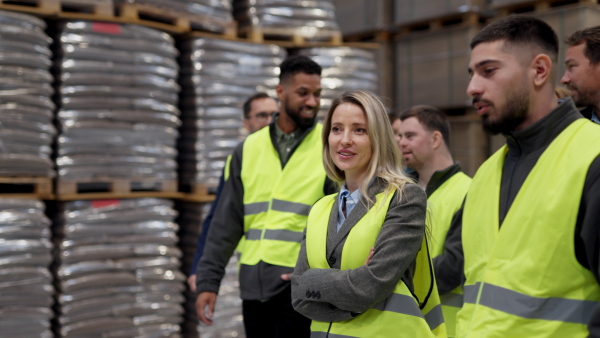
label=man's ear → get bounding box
[276,84,285,101]
[531,54,553,87]
[432,130,443,150]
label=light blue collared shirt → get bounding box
[337,184,361,232]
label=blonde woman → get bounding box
[290,90,446,337]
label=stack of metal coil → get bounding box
[53,198,184,337]
[178,37,285,188]
[0,10,55,177]
[54,21,180,182]
[0,199,53,337]
[298,47,378,118]
[233,0,340,40]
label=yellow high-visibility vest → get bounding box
[428,171,471,337]
[459,119,600,337]
[306,191,446,337]
[239,124,326,268]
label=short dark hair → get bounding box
[471,16,558,62]
[399,105,451,147]
[243,92,272,119]
[565,25,600,65]
[279,55,322,83]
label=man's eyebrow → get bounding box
[468,59,497,74]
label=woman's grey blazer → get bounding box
[290,177,428,322]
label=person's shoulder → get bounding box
[398,182,427,205]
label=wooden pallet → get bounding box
[179,182,217,203]
[116,3,237,36]
[239,25,343,46]
[492,0,598,16]
[56,178,177,198]
[344,29,391,43]
[395,11,485,36]
[0,176,53,199]
[0,0,113,17]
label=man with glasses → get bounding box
[187,92,278,291]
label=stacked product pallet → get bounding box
[115,0,235,34]
[298,47,378,118]
[0,10,55,178]
[54,21,180,187]
[0,199,53,337]
[175,202,206,337]
[178,37,285,188]
[233,0,340,40]
[53,198,184,337]
[177,202,244,338]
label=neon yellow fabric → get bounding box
[306,191,446,337]
[240,124,326,268]
[428,171,471,337]
[459,120,600,337]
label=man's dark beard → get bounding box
[477,92,529,135]
[285,100,318,129]
[569,84,595,108]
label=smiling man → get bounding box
[561,25,600,124]
[451,16,600,337]
[398,105,471,337]
[195,55,335,338]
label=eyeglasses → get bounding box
[249,111,277,120]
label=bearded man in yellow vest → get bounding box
[448,16,600,337]
[195,55,336,338]
[398,105,471,337]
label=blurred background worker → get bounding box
[561,25,600,124]
[398,105,471,337]
[187,92,279,292]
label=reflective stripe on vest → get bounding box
[459,119,600,337]
[240,124,326,268]
[464,282,596,324]
[306,191,446,338]
[427,171,470,337]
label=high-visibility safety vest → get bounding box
[427,171,471,337]
[239,124,326,268]
[306,191,447,338]
[458,119,600,337]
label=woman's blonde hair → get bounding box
[322,90,411,202]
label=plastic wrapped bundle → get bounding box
[0,10,55,177]
[298,47,378,118]
[53,198,184,337]
[176,201,206,337]
[115,0,234,34]
[233,0,340,40]
[0,199,53,338]
[176,201,244,338]
[178,37,285,187]
[54,21,181,181]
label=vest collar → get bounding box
[504,98,582,157]
[425,162,462,198]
